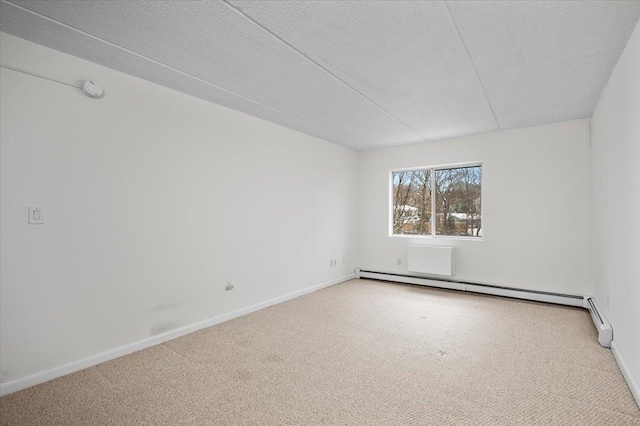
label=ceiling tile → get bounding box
[231,0,499,141]
[2,0,639,149]
[0,2,362,149]
[447,0,640,130]
[4,0,426,148]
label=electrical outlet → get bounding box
[342,257,346,265]
[225,281,234,291]
[397,258,402,266]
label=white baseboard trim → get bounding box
[611,341,640,408]
[356,269,585,307]
[0,274,354,397]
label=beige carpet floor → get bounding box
[1,279,638,425]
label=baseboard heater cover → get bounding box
[355,269,585,308]
[408,245,454,276]
[584,297,613,348]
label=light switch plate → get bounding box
[28,206,44,224]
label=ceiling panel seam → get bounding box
[2,0,365,149]
[221,0,430,143]
[443,1,501,130]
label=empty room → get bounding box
[1,1,639,424]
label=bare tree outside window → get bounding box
[392,170,431,235]
[435,166,481,237]
[392,164,481,238]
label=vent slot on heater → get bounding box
[585,297,613,348]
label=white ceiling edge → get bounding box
[0,1,367,150]
[445,1,640,133]
[361,117,593,154]
[588,20,640,122]
[1,0,639,151]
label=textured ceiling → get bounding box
[1,1,639,150]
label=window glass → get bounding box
[435,166,482,237]
[391,164,481,238]
[392,170,432,235]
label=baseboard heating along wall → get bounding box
[355,269,585,307]
[584,297,613,347]
[355,270,617,350]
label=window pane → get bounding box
[435,166,482,237]
[392,170,432,235]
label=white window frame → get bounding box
[389,161,484,241]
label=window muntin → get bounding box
[391,164,482,238]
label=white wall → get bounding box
[357,119,592,295]
[2,21,635,398]
[591,22,640,398]
[0,33,357,385]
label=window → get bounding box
[391,164,482,238]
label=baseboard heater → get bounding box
[584,297,613,348]
[355,269,586,307]
[355,269,613,347]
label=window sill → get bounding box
[389,234,484,242]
